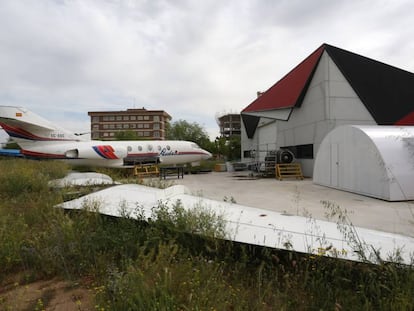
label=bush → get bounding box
[1,159,414,310]
[0,159,67,200]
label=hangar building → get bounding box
[241,43,414,177]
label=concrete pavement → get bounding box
[165,171,414,237]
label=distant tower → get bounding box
[216,112,241,139]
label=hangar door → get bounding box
[329,143,339,187]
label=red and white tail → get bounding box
[0,106,81,148]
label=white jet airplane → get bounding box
[0,106,212,167]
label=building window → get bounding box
[116,116,122,121]
[130,116,136,121]
[283,144,314,159]
[103,116,109,121]
[138,124,143,128]
[243,150,253,158]
[144,124,150,129]
[154,131,160,137]
[109,116,115,121]
[93,124,99,130]
[144,131,150,137]
[92,116,99,122]
[144,116,149,120]
[92,133,99,139]
[116,124,122,129]
[103,124,109,129]
[153,116,160,122]
[109,124,115,129]
[137,116,143,121]
[153,123,160,130]
[123,116,129,121]
[123,124,129,129]
[130,124,136,128]
[103,133,109,137]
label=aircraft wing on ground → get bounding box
[49,172,115,187]
[58,184,414,265]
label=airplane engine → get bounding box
[65,145,127,160]
[276,149,295,164]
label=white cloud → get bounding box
[1,0,414,141]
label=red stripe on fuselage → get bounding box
[21,149,66,159]
[93,145,118,159]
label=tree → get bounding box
[166,120,211,151]
[214,135,241,161]
[213,137,227,160]
[226,135,241,161]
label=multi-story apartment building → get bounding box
[88,108,171,140]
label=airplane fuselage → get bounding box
[19,139,211,167]
[0,106,212,168]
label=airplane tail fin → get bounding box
[0,106,81,148]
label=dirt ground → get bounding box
[0,274,95,311]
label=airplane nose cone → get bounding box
[202,150,212,160]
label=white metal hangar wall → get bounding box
[313,125,414,201]
[241,44,414,177]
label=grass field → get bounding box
[0,158,413,310]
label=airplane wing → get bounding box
[58,184,414,265]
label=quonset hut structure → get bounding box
[314,125,414,201]
[241,44,414,177]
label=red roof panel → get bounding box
[242,45,325,113]
[395,110,414,125]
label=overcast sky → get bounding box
[1,0,414,142]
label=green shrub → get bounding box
[0,159,67,200]
[1,159,414,310]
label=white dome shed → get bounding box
[313,125,414,201]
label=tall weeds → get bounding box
[0,159,413,310]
